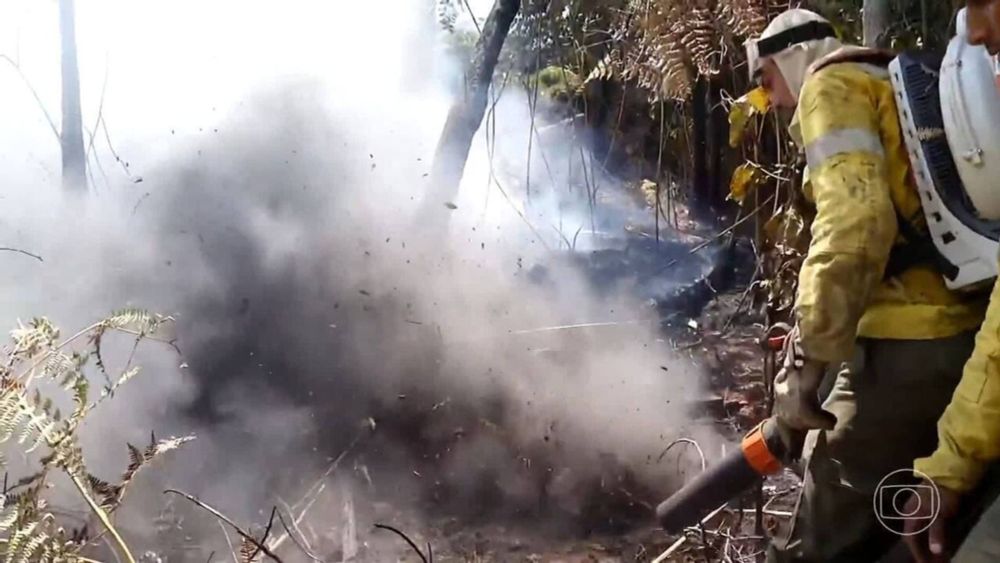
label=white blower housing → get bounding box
[888,8,1000,290]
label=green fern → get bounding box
[0,310,188,563]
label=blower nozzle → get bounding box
[655,417,795,533]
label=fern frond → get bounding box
[16,525,49,563]
[0,311,177,563]
[239,536,259,563]
[0,504,17,533]
[0,388,58,454]
[9,319,58,360]
[107,435,194,513]
[85,475,121,512]
[17,392,60,453]
[6,519,37,563]
[103,308,155,333]
[0,389,27,445]
[98,367,141,403]
[716,0,770,37]
[39,353,75,384]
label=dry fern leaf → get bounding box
[5,516,52,563]
[584,52,620,84]
[717,0,770,37]
[79,433,196,514]
[683,4,720,77]
[240,535,260,563]
[9,319,59,359]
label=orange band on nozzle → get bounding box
[741,421,782,475]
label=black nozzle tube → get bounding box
[655,445,761,533]
[655,418,791,533]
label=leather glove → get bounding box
[773,326,837,431]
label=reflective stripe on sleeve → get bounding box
[804,128,885,168]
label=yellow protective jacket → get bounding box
[789,51,988,364]
[915,278,1000,492]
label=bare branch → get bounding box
[0,54,60,140]
[219,521,240,563]
[657,438,707,471]
[460,0,483,34]
[373,524,430,563]
[248,508,278,562]
[0,246,44,262]
[163,489,285,563]
[665,194,776,268]
[0,247,43,262]
[267,426,368,552]
[86,55,109,166]
[275,510,326,563]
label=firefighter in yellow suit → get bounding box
[900,1,1000,561]
[743,9,990,562]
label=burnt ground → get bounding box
[162,243,797,563]
[125,199,799,563]
[360,252,802,562]
[384,290,803,563]
[274,288,802,563]
[124,249,798,563]
[278,253,801,562]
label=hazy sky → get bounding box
[0,0,492,187]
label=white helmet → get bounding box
[745,9,842,100]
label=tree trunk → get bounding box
[59,0,86,192]
[863,0,891,48]
[690,77,711,219]
[708,78,726,217]
[419,0,521,222]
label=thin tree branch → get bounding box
[0,54,60,140]
[657,438,707,471]
[69,473,136,563]
[460,0,483,34]
[247,507,278,562]
[665,194,776,268]
[275,510,325,563]
[0,247,43,262]
[219,521,239,563]
[373,524,430,563]
[163,489,285,563]
[100,115,134,179]
[266,429,366,552]
[86,54,109,166]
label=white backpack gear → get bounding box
[888,8,1000,290]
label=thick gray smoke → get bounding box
[0,0,727,558]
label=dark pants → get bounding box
[767,332,977,562]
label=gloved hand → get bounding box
[773,326,837,431]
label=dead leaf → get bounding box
[728,163,763,205]
[728,86,771,147]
